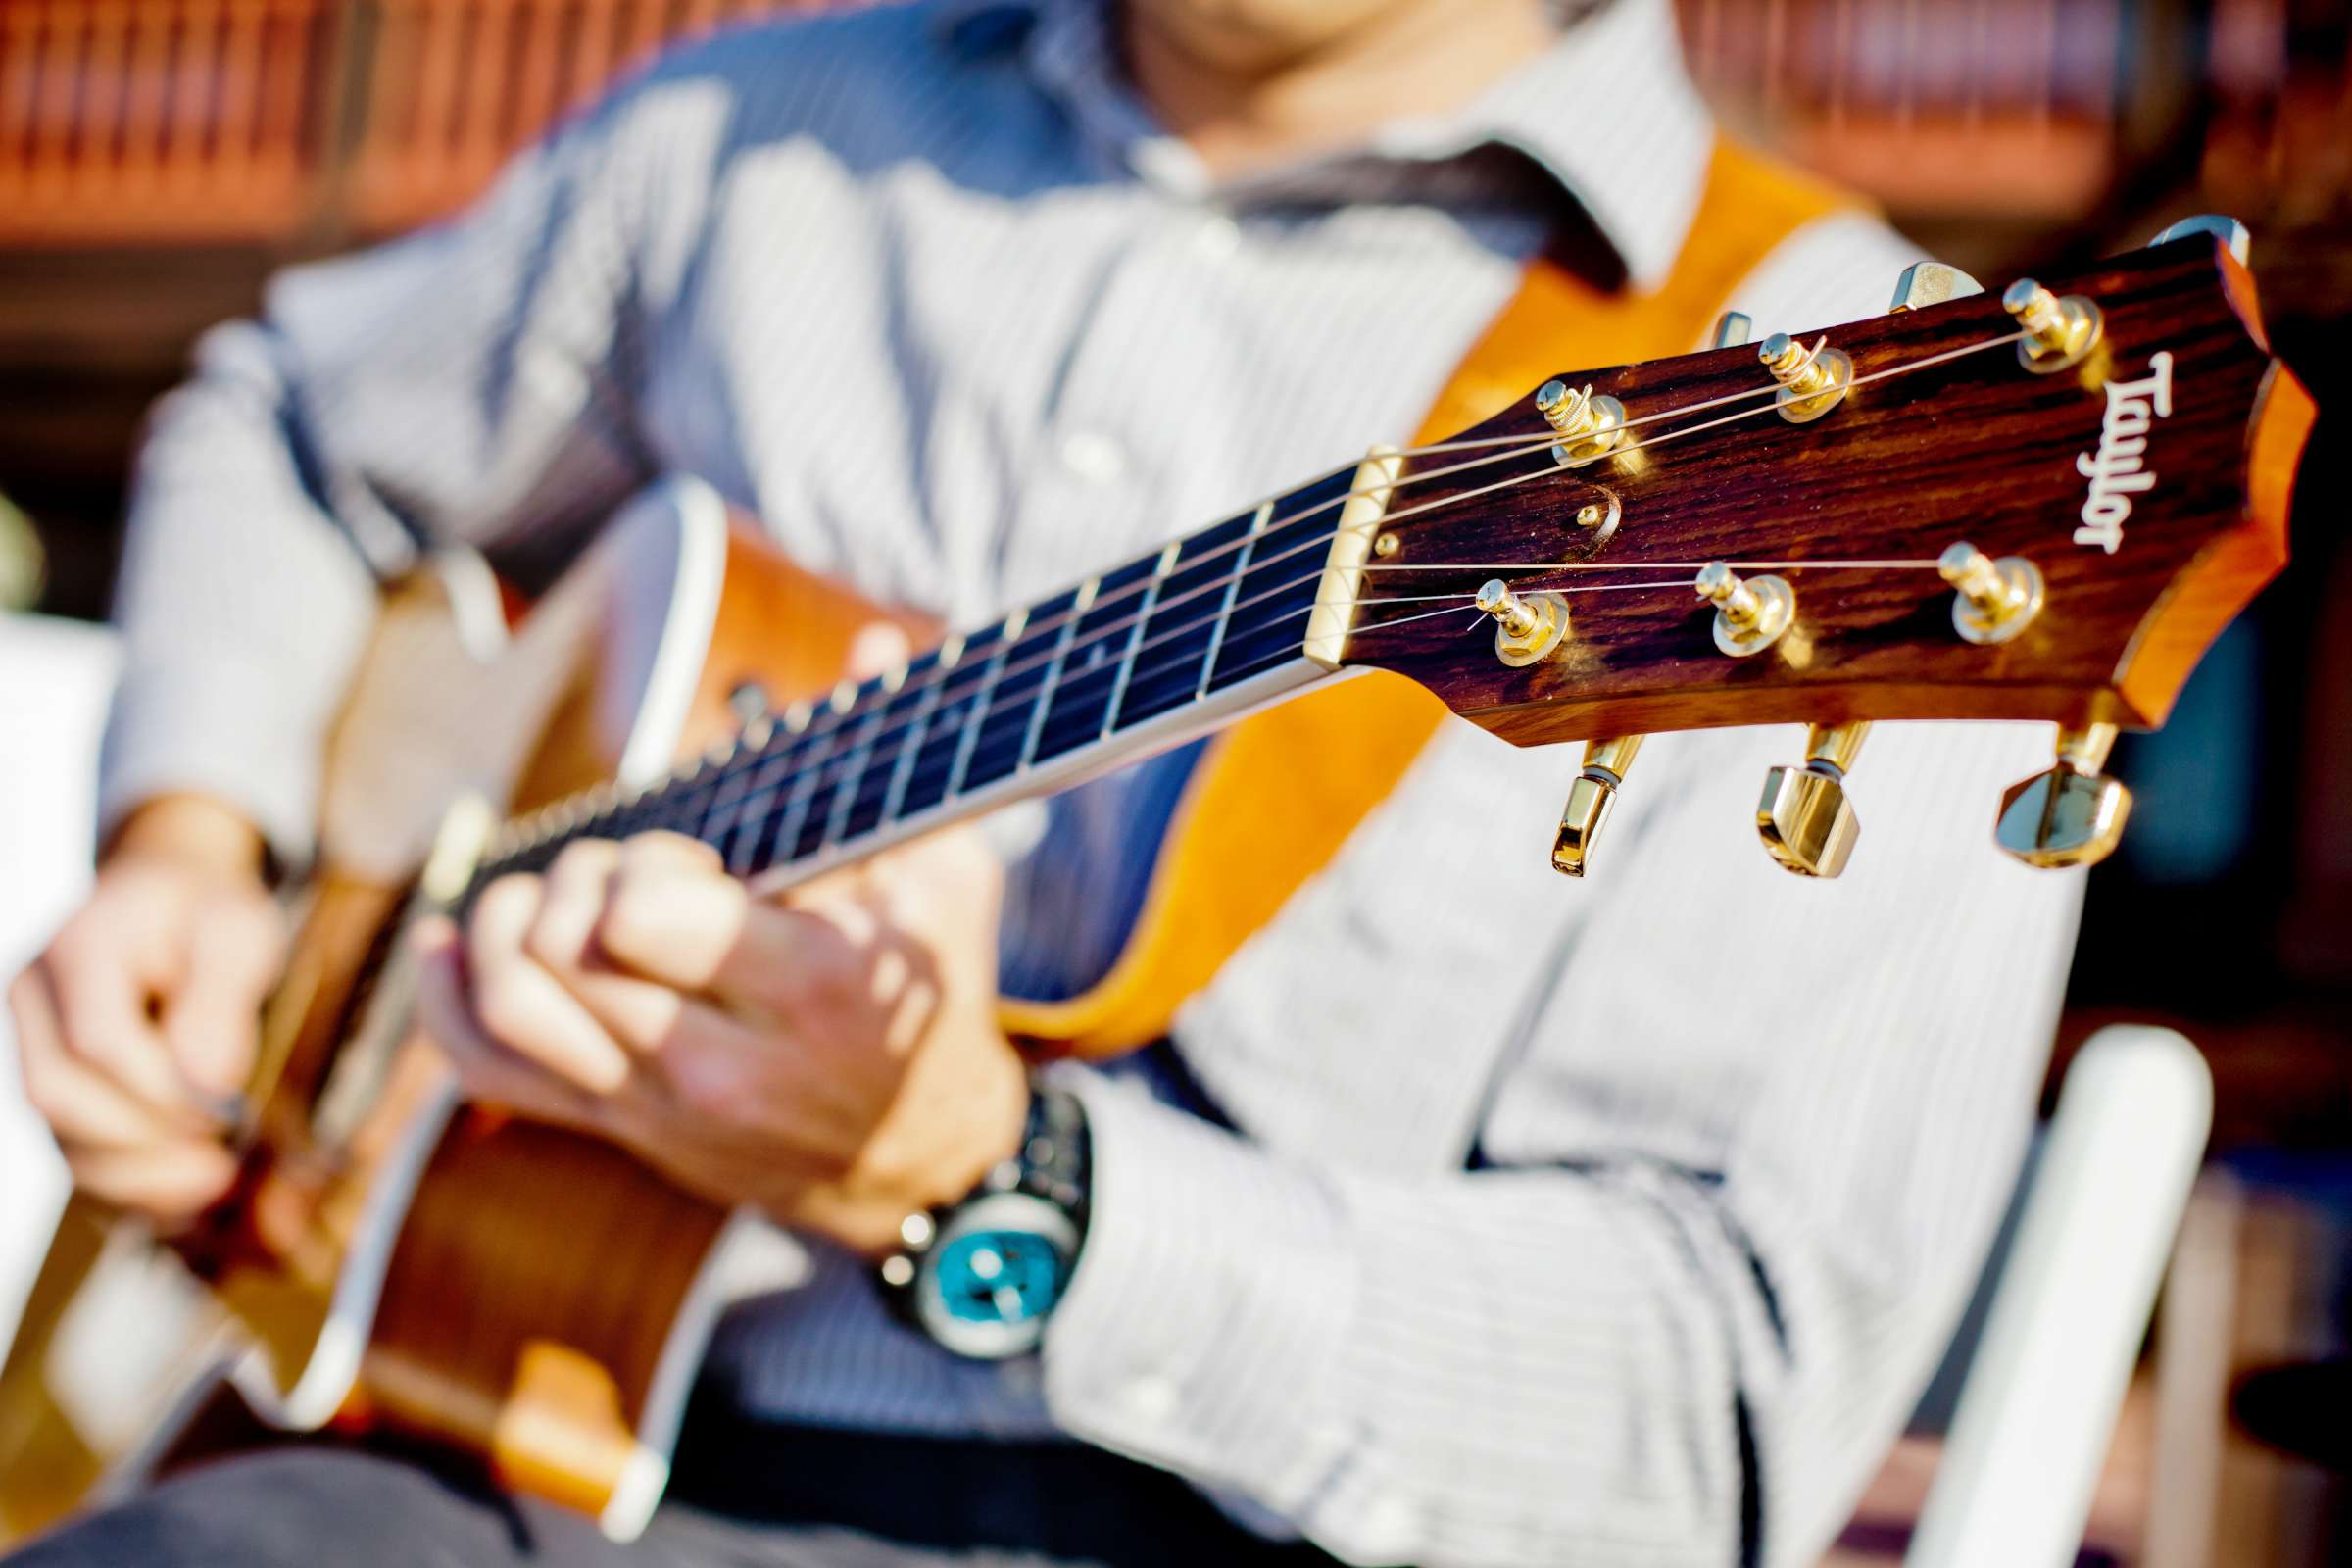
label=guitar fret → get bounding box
[947,609,1024,798]
[879,649,952,825]
[1103,541,1178,738]
[818,699,892,853]
[722,733,800,874]
[1208,469,1355,693]
[1018,576,1095,772]
[697,731,773,863]
[1111,512,1254,731]
[1197,499,1273,699]
[766,701,852,868]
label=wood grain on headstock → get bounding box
[1342,235,2312,746]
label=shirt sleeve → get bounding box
[1040,719,2082,1568]
[99,73,714,865]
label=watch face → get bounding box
[913,1192,1080,1359]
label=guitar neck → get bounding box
[466,465,1369,898]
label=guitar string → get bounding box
[489,327,2029,859]
[1216,326,2034,537]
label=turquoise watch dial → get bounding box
[934,1228,1066,1324]
[912,1191,1081,1358]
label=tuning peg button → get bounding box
[1995,724,2133,869]
[1938,542,2045,644]
[1758,332,1852,422]
[1475,578,1571,667]
[1757,722,1870,878]
[1710,311,1754,349]
[1552,736,1644,878]
[2003,277,2103,373]
[1534,379,1627,467]
[1696,562,1794,658]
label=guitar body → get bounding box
[0,480,920,1543]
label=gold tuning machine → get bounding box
[1758,331,1852,422]
[1938,542,2044,645]
[1995,724,2132,869]
[1534,379,1627,468]
[1887,262,1984,312]
[1757,722,1871,879]
[1551,736,1644,878]
[1695,562,1794,658]
[2003,277,2102,373]
[1475,578,1571,667]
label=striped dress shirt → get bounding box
[97,0,2088,1561]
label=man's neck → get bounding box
[1124,0,1556,184]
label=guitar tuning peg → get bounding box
[1995,724,2133,869]
[1552,736,1644,877]
[1757,722,1871,878]
[1475,578,1571,667]
[1534,379,1628,467]
[2148,214,2251,267]
[1887,262,1984,312]
[1938,541,2044,644]
[1695,562,1794,658]
[2003,277,2103,373]
[1710,312,1753,349]
[1757,331,1853,422]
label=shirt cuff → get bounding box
[1040,1065,1359,1508]
[99,653,331,871]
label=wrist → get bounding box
[107,794,268,888]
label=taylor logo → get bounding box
[2074,351,2175,554]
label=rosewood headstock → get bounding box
[1326,222,2313,877]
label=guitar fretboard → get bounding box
[466,466,1360,897]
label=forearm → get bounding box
[101,322,382,868]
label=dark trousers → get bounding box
[5,1411,1345,1568]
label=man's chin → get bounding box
[1123,0,1398,75]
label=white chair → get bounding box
[0,613,118,1348]
[1902,1024,2214,1568]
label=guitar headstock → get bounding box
[1321,220,2313,878]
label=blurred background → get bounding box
[0,0,2346,1561]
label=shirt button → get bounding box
[1191,212,1242,261]
[1058,430,1129,484]
[1121,1375,1179,1422]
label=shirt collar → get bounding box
[934,0,1715,292]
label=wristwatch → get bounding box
[881,1082,1090,1359]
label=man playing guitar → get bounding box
[5,0,2090,1561]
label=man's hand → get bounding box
[8,794,284,1225]
[412,825,1030,1256]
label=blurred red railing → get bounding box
[0,0,815,244]
[0,0,2344,247]
[0,0,332,240]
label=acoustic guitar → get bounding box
[0,227,2312,1543]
